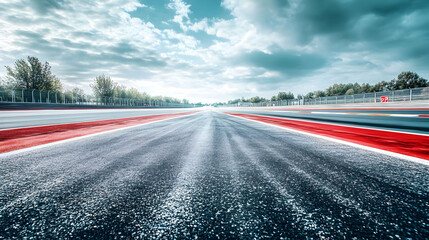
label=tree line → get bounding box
[2,56,189,104]
[3,57,428,105]
[226,91,295,104]
[224,72,428,104]
[91,74,186,104]
[304,72,428,99]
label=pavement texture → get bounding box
[0,111,428,239]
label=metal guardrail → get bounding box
[224,87,429,107]
[0,88,194,108]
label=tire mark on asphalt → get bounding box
[221,112,429,238]
[0,114,203,210]
[66,114,207,238]
[176,114,260,238]
[0,115,205,238]
[146,114,214,238]
[1,111,428,239]
[220,114,320,235]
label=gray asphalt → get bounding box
[223,108,429,135]
[1,111,428,239]
[0,108,197,130]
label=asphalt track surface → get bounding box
[1,110,428,239]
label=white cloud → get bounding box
[0,0,428,103]
[163,29,199,49]
[167,0,191,30]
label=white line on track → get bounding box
[271,110,422,117]
[0,109,198,130]
[236,112,429,137]
[222,112,429,166]
[0,111,203,158]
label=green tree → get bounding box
[360,83,371,93]
[72,87,85,96]
[314,90,326,98]
[249,96,265,103]
[345,89,354,95]
[128,88,140,99]
[276,91,294,100]
[114,85,128,99]
[151,96,163,102]
[91,74,116,99]
[370,81,389,92]
[162,96,181,103]
[5,56,62,91]
[228,98,240,104]
[305,92,315,99]
[389,71,428,90]
[326,83,355,96]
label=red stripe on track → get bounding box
[0,111,199,154]
[419,115,429,118]
[224,112,429,160]
[277,108,429,111]
[0,108,166,111]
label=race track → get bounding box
[0,109,428,239]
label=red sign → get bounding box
[381,96,388,102]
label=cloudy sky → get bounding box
[0,0,428,103]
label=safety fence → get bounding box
[224,87,429,107]
[0,88,194,108]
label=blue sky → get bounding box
[0,0,428,103]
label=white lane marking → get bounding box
[0,109,198,130]
[0,113,189,131]
[272,110,422,117]
[390,114,419,117]
[239,112,429,137]
[0,111,203,158]
[222,113,429,166]
[0,116,205,214]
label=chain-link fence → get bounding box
[224,86,429,107]
[0,88,195,108]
